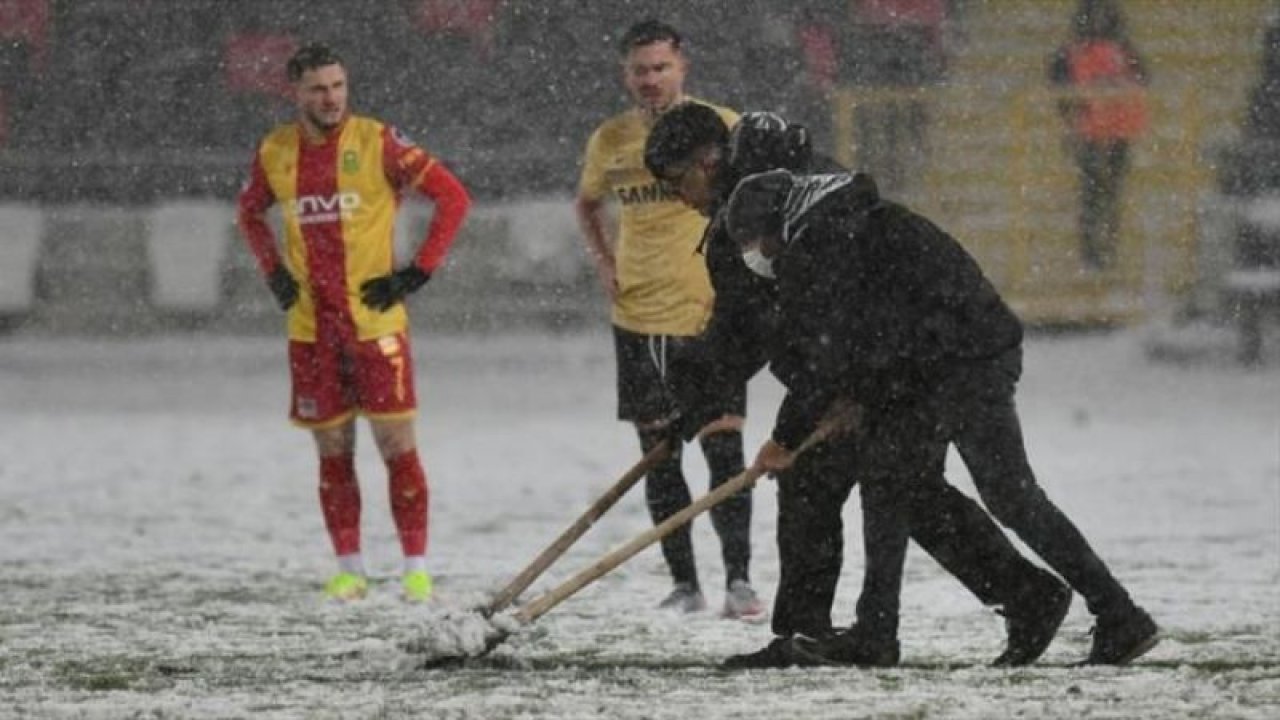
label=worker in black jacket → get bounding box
[646,104,1070,668]
[724,168,1160,666]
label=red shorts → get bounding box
[288,332,418,428]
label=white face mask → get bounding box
[741,248,775,279]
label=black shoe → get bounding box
[992,571,1072,667]
[1083,606,1160,665]
[721,636,827,669]
[792,625,900,667]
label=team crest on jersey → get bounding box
[342,150,359,174]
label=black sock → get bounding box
[700,429,751,586]
[639,428,698,588]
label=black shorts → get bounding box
[613,325,747,423]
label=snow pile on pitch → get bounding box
[401,609,520,661]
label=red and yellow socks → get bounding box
[387,449,430,557]
[319,453,361,556]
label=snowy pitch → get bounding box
[0,330,1276,718]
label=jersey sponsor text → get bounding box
[615,181,680,206]
[292,192,362,225]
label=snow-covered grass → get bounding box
[1,329,1277,719]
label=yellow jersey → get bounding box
[579,99,739,336]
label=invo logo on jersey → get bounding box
[291,192,361,224]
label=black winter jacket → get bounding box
[664,154,844,439]
[768,173,1024,449]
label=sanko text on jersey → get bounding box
[614,181,680,206]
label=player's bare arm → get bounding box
[574,193,618,302]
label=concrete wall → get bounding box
[0,197,605,336]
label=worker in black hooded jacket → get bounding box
[724,167,1161,667]
[645,104,1070,669]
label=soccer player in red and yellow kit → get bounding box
[236,44,470,602]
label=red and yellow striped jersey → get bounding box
[238,114,470,342]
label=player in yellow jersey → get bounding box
[574,20,763,620]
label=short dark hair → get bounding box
[286,43,344,83]
[644,102,729,180]
[618,20,682,55]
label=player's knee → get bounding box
[644,463,690,519]
[371,419,416,459]
[312,422,356,456]
[637,424,682,459]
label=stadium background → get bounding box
[0,0,1274,336]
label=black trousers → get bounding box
[771,428,1051,640]
[1077,140,1130,270]
[941,347,1136,618]
[852,347,1136,636]
[771,438,858,638]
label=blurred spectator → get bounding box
[0,40,23,146]
[410,0,497,61]
[0,0,48,70]
[1049,0,1149,272]
[1221,16,1280,198]
[844,0,950,197]
[739,6,803,108]
[851,0,948,84]
[736,4,840,151]
[1245,19,1280,140]
[0,0,48,148]
[404,0,499,180]
[1228,15,1280,365]
[220,30,297,152]
[793,4,839,148]
[797,11,838,94]
[224,32,297,98]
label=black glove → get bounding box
[267,266,299,311]
[360,266,431,312]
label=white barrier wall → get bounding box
[0,205,44,313]
[394,196,584,282]
[146,201,234,313]
[5,197,599,333]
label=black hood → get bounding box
[725,169,881,248]
[710,112,815,216]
